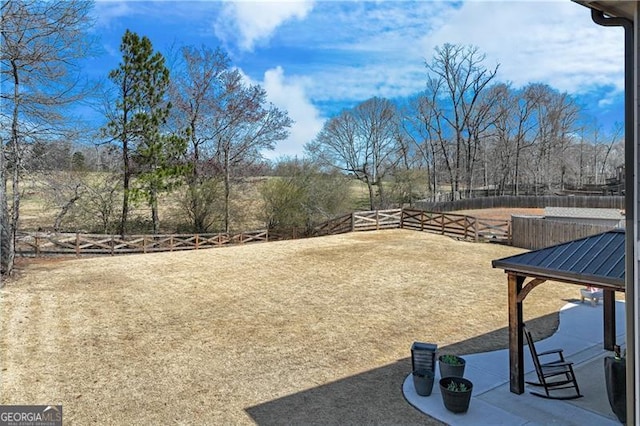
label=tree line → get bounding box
[309,44,623,210]
[1,1,295,279]
[1,1,623,281]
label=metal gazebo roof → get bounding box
[492,229,625,290]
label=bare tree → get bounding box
[573,122,623,188]
[211,70,292,232]
[390,124,428,206]
[168,45,230,232]
[354,97,400,207]
[402,95,444,197]
[168,45,291,233]
[463,84,499,195]
[526,84,581,193]
[0,0,95,280]
[307,97,400,209]
[38,169,121,233]
[169,45,229,181]
[488,83,538,195]
[598,123,623,184]
[420,44,499,199]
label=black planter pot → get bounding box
[413,369,435,396]
[438,355,466,378]
[604,356,626,424]
[439,377,473,413]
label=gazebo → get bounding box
[492,229,625,394]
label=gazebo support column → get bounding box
[603,288,616,350]
[494,230,626,397]
[508,273,525,394]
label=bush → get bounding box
[261,161,352,233]
[175,178,224,233]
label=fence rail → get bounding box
[17,208,511,258]
[313,213,353,236]
[354,209,403,231]
[400,209,511,243]
[16,230,273,256]
[19,205,624,256]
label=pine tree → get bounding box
[106,30,186,235]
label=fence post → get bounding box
[351,213,355,232]
[75,233,80,257]
[111,235,114,256]
[376,210,380,230]
[473,217,479,242]
[34,236,40,257]
[143,236,147,254]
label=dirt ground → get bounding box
[453,208,544,221]
[1,229,580,425]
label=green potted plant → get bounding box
[439,377,473,413]
[438,354,466,378]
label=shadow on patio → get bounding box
[404,300,625,425]
[244,312,565,425]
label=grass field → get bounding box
[0,229,581,424]
[16,173,373,233]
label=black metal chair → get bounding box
[523,324,583,400]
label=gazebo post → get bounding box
[494,229,626,396]
[603,288,616,350]
[508,273,525,394]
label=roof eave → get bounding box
[496,265,625,290]
[572,0,636,21]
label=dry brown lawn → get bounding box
[1,229,580,425]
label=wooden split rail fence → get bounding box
[307,208,510,242]
[400,209,511,243]
[16,208,511,257]
[16,230,272,256]
[313,209,404,236]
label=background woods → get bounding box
[0,1,624,280]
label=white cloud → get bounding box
[303,63,426,104]
[261,66,324,159]
[280,1,625,116]
[257,1,456,104]
[215,0,315,51]
[419,2,624,94]
[93,0,135,28]
[597,88,623,108]
[88,0,626,156]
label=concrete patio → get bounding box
[403,300,626,425]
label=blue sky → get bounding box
[86,0,626,159]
